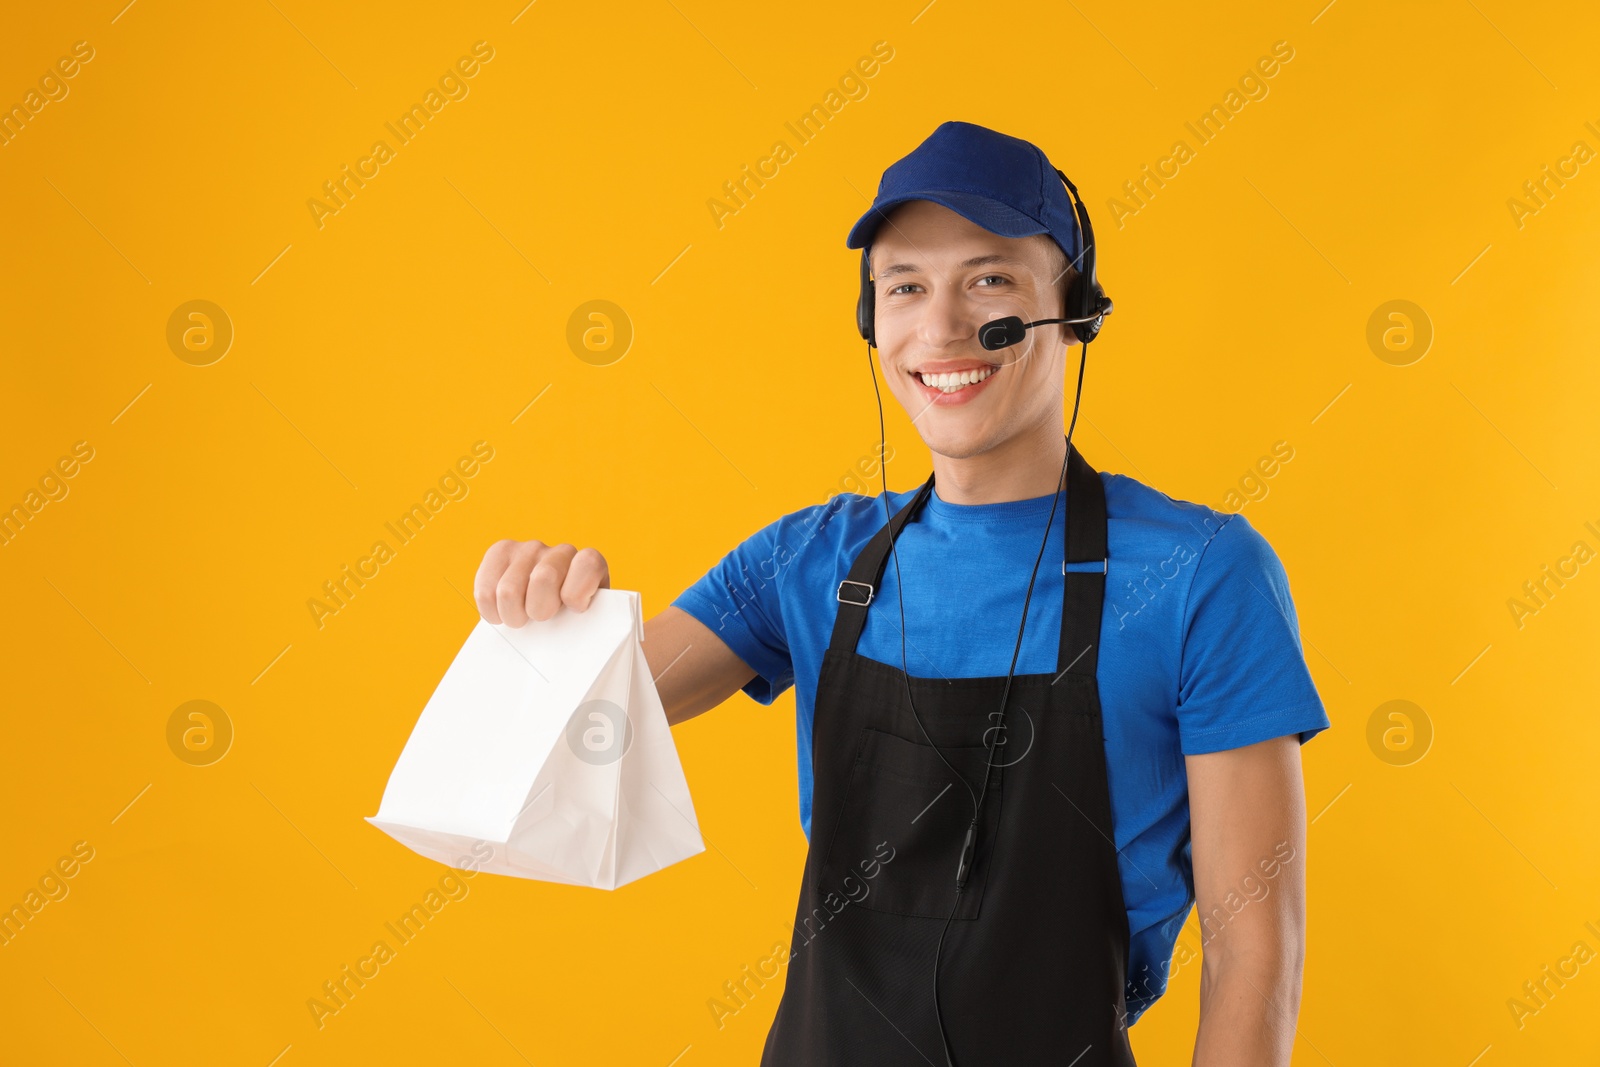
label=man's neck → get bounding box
[930,423,1069,505]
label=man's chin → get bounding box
[913,420,1002,462]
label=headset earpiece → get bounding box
[1055,169,1111,345]
[857,248,876,348]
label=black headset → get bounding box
[856,168,1112,349]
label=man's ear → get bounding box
[1060,266,1080,345]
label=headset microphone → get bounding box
[978,308,1114,352]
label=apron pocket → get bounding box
[814,727,1003,921]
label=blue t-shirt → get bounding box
[670,469,1330,1025]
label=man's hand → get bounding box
[473,539,610,626]
[1186,733,1309,1067]
[470,539,758,724]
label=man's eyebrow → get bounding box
[874,253,1025,281]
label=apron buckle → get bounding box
[836,580,875,605]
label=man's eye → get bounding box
[975,275,1009,287]
[887,283,921,295]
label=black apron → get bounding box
[762,447,1137,1066]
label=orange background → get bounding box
[2,1,1598,1063]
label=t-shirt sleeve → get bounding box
[668,511,799,706]
[1175,511,1331,755]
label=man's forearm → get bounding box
[1191,954,1302,1067]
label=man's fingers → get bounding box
[561,546,611,612]
[525,543,578,622]
[474,540,610,626]
[474,540,519,624]
[494,541,547,627]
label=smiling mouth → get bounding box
[914,365,998,394]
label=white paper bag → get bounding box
[366,588,705,889]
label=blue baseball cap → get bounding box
[845,121,1082,266]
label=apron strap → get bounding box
[1059,444,1108,678]
[825,444,1108,679]
[827,473,936,655]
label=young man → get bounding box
[474,121,1330,1066]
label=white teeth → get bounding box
[917,366,996,393]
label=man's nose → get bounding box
[916,284,978,350]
